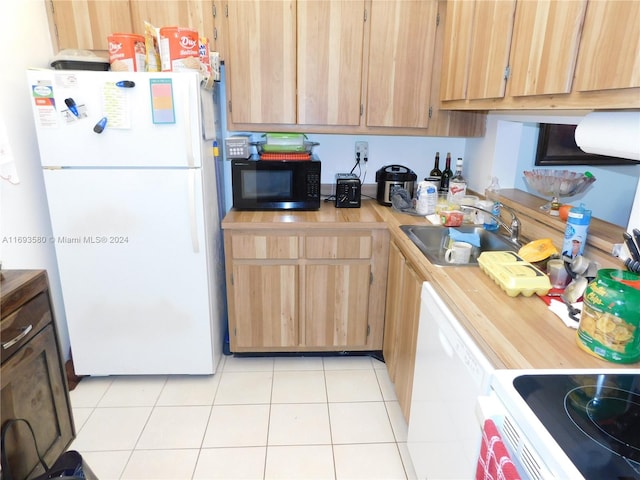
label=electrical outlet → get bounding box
[355,141,368,161]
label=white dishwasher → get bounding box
[407,282,495,480]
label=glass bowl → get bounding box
[523,169,596,214]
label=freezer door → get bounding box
[43,168,216,375]
[27,70,204,168]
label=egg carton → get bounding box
[478,251,551,297]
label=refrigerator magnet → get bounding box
[150,78,176,124]
[93,117,108,134]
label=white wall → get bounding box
[0,1,70,356]
[465,112,640,227]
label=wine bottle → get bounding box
[440,152,453,193]
[428,152,442,182]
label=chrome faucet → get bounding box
[461,203,522,247]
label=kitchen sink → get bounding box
[400,225,518,266]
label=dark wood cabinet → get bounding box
[1,270,74,480]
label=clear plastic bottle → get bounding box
[483,177,501,232]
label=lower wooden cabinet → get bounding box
[224,229,389,352]
[1,270,74,480]
[383,241,424,421]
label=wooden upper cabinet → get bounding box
[49,1,215,52]
[50,0,132,51]
[440,0,516,101]
[439,1,475,101]
[226,0,296,124]
[366,0,438,128]
[297,1,365,126]
[211,1,228,62]
[467,0,516,100]
[129,1,214,39]
[573,0,640,92]
[507,0,587,97]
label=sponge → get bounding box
[448,227,481,247]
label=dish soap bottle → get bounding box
[562,204,591,258]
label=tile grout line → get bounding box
[323,357,339,480]
[262,358,276,479]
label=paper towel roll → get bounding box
[575,111,640,161]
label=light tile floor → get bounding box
[69,354,418,480]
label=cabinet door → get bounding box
[1,326,74,480]
[383,241,404,380]
[297,0,365,126]
[439,1,476,101]
[507,0,586,97]
[230,264,298,349]
[366,0,438,128]
[226,0,296,124]
[382,240,422,421]
[211,0,229,62]
[49,0,132,51]
[573,0,640,92]
[394,255,422,421]
[304,264,371,348]
[130,1,214,39]
[466,0,516,100]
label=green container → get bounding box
[577,269,640,364]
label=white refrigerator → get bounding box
[27,69,227,375]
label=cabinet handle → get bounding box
[2,324,33,349]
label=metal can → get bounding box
[577,269,640,363]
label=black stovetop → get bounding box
[514,374,640,480]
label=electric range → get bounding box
[490,370,640,479]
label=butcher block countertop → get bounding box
[222,195,631,370]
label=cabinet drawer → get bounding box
[1,292,52,364]
[231,234,299,259]
[305,235,372,259]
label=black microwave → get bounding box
[231,158,321,210]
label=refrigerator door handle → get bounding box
[188,169,200,253]
[185,80,195,168]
